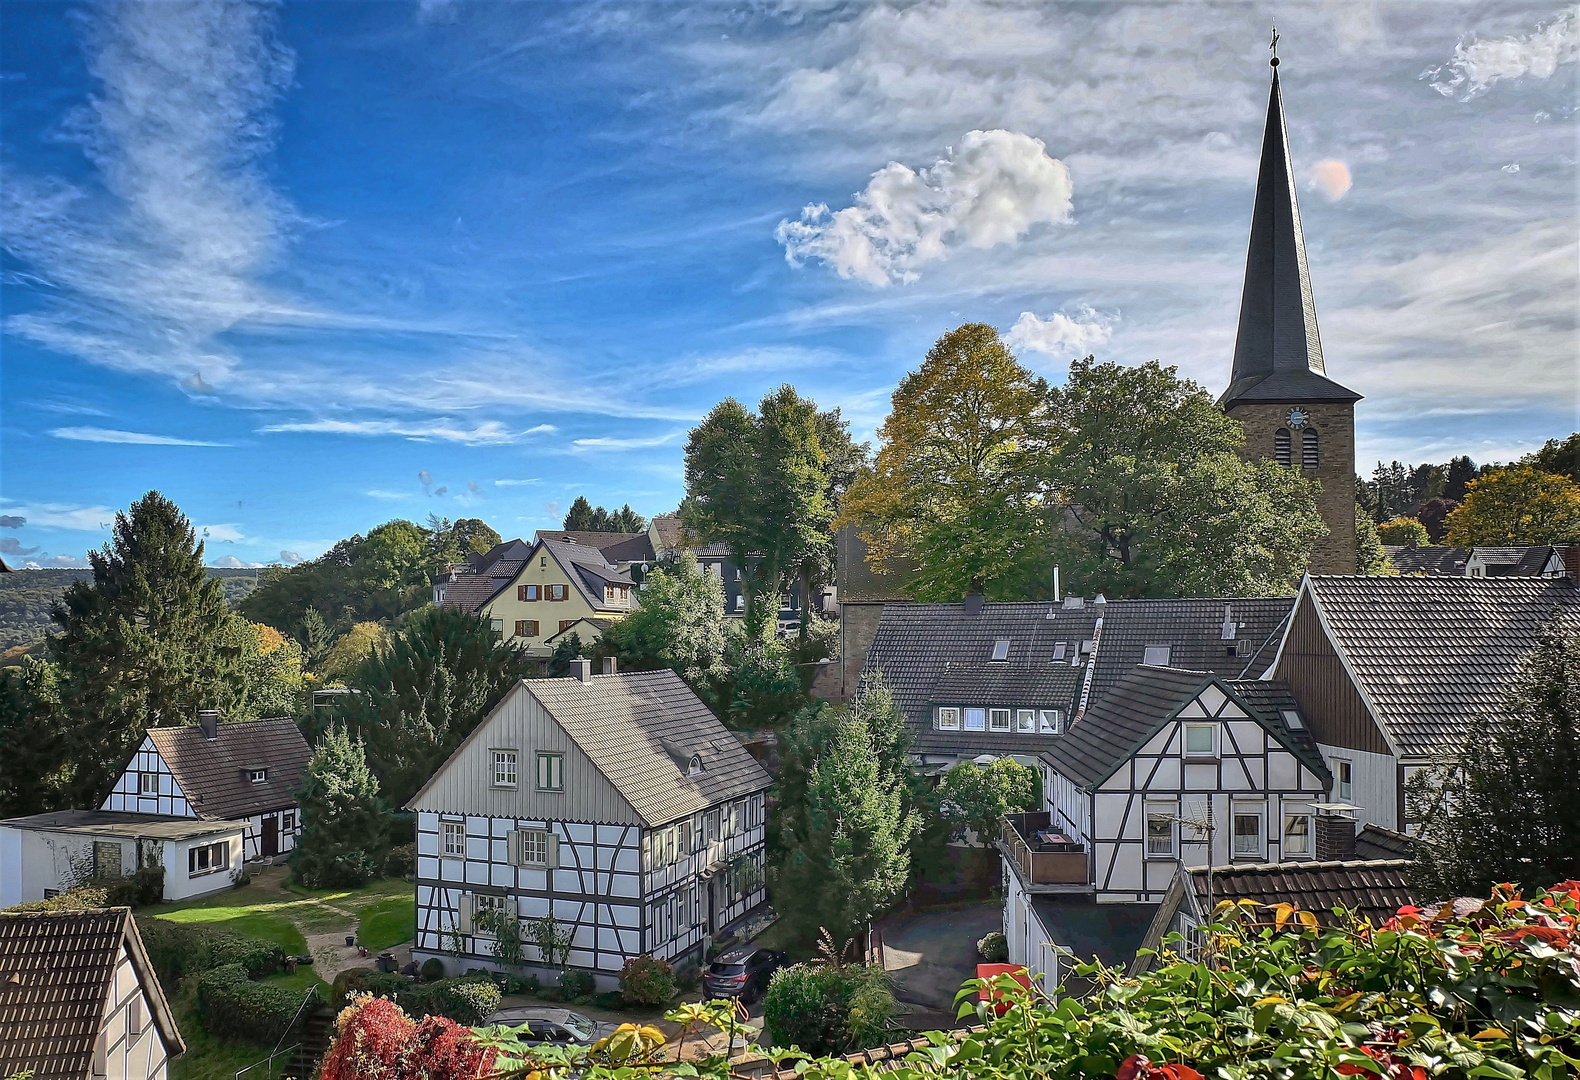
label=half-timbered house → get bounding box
[98,713,312,863]
[407,660,772,988]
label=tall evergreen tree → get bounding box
[292,724,387,888]
[49,491,246,803]
[0,657,70,817]
[563,496,600,531]
[343,604,529,807]
[1410,621,1580,898]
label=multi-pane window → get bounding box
[249,768,267,784]
[140,771,159,795]
[442,821,466,857]
[964,708,986,731]
[492,750,518,788]
[559,620,576,633]
[518,584,539,601]
[1145,806,1176,857]
[283,812,295,832]
[514,828,550,867]
[188,840,228,876]
[1233,811,1264,858]
[1016,709,1035,732]
[1283,814,1312,857]
[549,584,566,601]
[537,752,564,791]
[936,707,960,730]
[1184,723,1216,757]
[515,620,539,637]
[1336,760,1353,801]
[989,708,1011,731]
[1039,710,1062,734]
[1302,430,1319,469]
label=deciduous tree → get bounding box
[596,553,727,686]
[1445,466,1580,546]
[1376,517,1430,547]
[1354,508,1394,576]
[1523,432,1580,485]
[937,758,1040,844]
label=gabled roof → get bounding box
[138,719,312,820]
[1384,545,1468,576]
[1354,823,1416,861]
[1187,858,1414,927]
[469,538,533,575]
[438,537,634,616]
[930,664,1083,709]
[864,597,1295,757]
[1221,65,1360,409]
[534,531,655,564]
[648,515,735,560]
[1468,545,1567,576]
[1041,666,1326,791]
[463,670,770,827]
[1288,575,1580,759]
[539,537,636,609]
[0,908,185,1078]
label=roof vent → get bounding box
[1093,593,1106,605]
[1062,596,1084,609]
[962,593,985,616]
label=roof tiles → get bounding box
[144,719,312,821]
[1190,858,1414,927]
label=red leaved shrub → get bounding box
[320,994,496,1080]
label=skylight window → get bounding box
[1280,709,1305,731]
[1052,643,1067,661]
[990,639,1010,662]
[1143,645,1171,666]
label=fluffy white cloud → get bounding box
[0,502,115,532]
[1427,9,1578,99]
[279,550,302,563]
[49,426,228,447]
[776,130,1073,285]
[1006,306,1116,358]
[1309,160,1353,202]
[209,555,262,568]
[198,524,245,543]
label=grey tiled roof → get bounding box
[864,597,1295,757]
[435,573,506,614]
[1189,858,1414,927]
[930,664,1083,709]
[535,531,656,563]
[141,719,312,820]
[1471,545,1564,575]
[539,537,635,610]
[1384,546,1468,576]
[0,908,184,1078]
[1041,666,1327,790]
[1304,575,1580,759]
[1354,824,1416,861]
[522,671,772,827]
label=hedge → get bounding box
[330,969,500,1025]
[194,964,313,1045]
[6,885,110,912]
[136,918,287,986]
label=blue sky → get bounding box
[2,0,1575,568]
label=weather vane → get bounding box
[1270,21,1280,66]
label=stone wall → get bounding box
[1229,401,1357,575]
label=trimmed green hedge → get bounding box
[136,918,287,986]
[330,969,500,1025]
[6,885,111,912]
[194,964,313,1044]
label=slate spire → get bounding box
[1221,48,1360,407]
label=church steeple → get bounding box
[1221,43,1360,409]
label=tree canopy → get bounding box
[292,724,387,889]
[563,497,646,533]
[1376,516,1430,547]
[1445,466,1580,546]
[937,757,1040,843]
[1523,431,1580,485]
[1354,507,1394,576]
[596,552,728,686]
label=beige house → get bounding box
[435,536,636,668]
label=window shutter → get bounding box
[506,896,519,919]
[457,893,473,934]
[507,830,521,867]
[546,833,559,869]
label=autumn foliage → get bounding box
[320,994,496,1080]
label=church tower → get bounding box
[1221,42,1361,575]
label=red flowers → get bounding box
[320,994,497,1080]
[1117,1054,1203,1080]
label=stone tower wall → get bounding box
[1229,401,1357,575]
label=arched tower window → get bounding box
[1274,428,1291,467]
[1302,429,1319,470]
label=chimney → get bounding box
[1221,604,1238,642]
[198,710,220,741]
[601,656,617,675]
[962,593,984,616]
[572,658,593,683]
[1315,810,1357,861]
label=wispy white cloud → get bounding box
[49,426,228,447]
[1006,306,1116,360]
[569,432,684,452]
[259,417,523,445]
[776,130,1073,285]
[1427,9,1578,99]
[493,478,540,487]
[366,489,413,500]
[0,501,115,532]
[25,554,93,569]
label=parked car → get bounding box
[480,1007,614,1045]
[703,946,785,1002]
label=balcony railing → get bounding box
[1000,812,1088,886]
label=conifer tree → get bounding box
[0,657,71,817]
[292,723,387,888]
[49,491,246,803]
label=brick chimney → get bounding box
[572,658,593,683]
[198,710,220,741]
[601,656,617,675]
[1315,811,1357,860]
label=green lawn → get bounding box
[152,874,412,947]
[356,894,416,951]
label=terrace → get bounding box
[999,811,1090,892]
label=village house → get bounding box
[434,536,639,670]
[0,908,185,1080]
[1264,574,1580,832]
[1383,543,1575,579]
[1001,665,1331,984]
[97,712,311,864]
[406,660,771,988]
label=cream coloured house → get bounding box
[435,536,637,668]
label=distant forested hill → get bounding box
[0,568,259,653]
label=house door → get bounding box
[261,816,278,858]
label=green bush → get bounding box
[136,918,286,985]
[194,964,312,1044]
[383,843,416,879]
[618,955,674,1005]
[330,969,500,1025]
[104,866,165,908]
[762,963,897,1056]
[976,930,1008,962]
[6,885,110,912]
[421,957,445,983]
[558,968,595,1000]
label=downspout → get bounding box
[1072,615,1103,723]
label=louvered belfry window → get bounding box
[1274,428,1292,467]
[1302,429,1319,469]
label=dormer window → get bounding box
[990,639,1010,662]
[248,769,268,784]
[688,754,704,776]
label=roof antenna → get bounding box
[1269,20,1280,67]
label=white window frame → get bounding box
[1016,709,1035,733]
[188,840,228,878]
[537,752,564,792]
[441,820,466,859]
[989,708,1012,732]
[139,771,159,795]
[491,749,519,788]
[248,769,267,784]
[513,828,551,868]
[1184,722,1217,758]
[1038,710,1062,734]
[1335,759,1353,801]
[990,639,1010,661]
[963,708,986,731]
[936,707,960,730]
[1232,809,1265,859]
[491,618,504,634]
[1145,803,1177,858]
[1283,813,1312,859]
[1143,644,1171,666]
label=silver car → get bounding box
[480,1007,615,1046]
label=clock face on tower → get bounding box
[1286,407,1309,429]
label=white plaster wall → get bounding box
[1318,744,1397,831]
